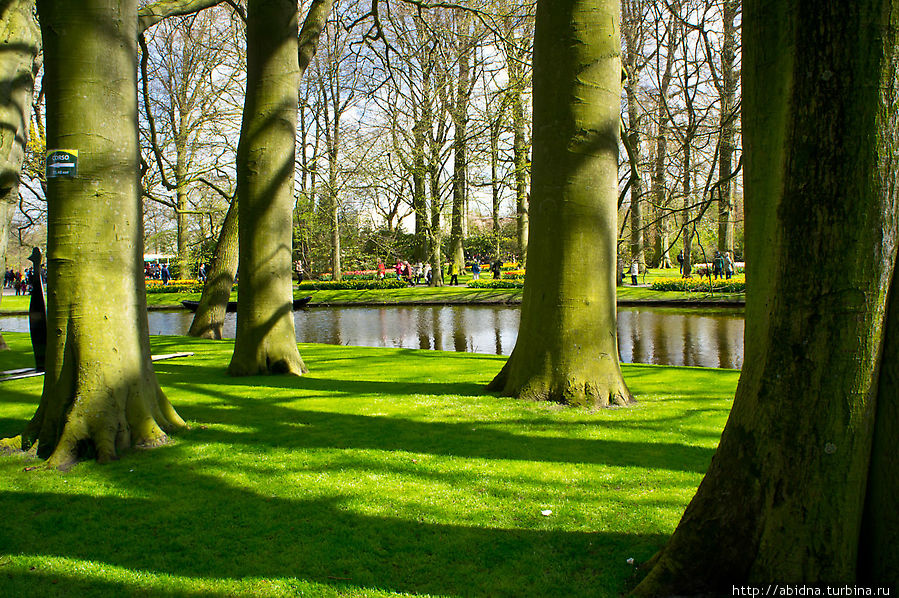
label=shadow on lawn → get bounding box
[172,393,716,473]
[1,480,664,597]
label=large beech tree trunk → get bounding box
[632,2,898,593]
[0,0,40,352]
[17,0,185,468]
[487,0,632,408]
[228,0,306,376]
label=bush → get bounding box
[650,276,745,293]
[468,279,525,289]
[297,279,408,291]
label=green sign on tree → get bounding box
[46,149,78,178]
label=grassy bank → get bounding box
[0,332,737,597]
[0,268,744,314]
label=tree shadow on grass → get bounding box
[1,478,665,597]
[172,393,716,473]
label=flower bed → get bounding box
[297,279,408,291]
[146,280,205,293]
[468,279,525,289]
[650,276,745,293]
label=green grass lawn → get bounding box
[0,332,738,597]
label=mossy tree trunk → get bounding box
[19,0,185,468]
[488,0,633,408]
[228,0,306,376]
[632,1,898,593]
[0,0,40,352]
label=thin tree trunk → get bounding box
[20,0,185,468]
[187,197,237,339]
[633,1,899,592]
[228,0,306,376]
[488,0,632,408]
[716,0,738,255]
[449,19,471,271]
[0,0,40,351]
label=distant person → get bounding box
[724,251,735,279]
[448,260,459,285]
[713,252,725,280]
[423,263,432,285]
[395,260,403,280]
[492,259,502,279]
[630,259,639,285]
[161,264,171,285]
[377,260,386,279]
[471,261,481,281]
[403,261,413,285]
[198,262,207,283]
[677,250,684,275]
[294,260,304,283]
[413,262,422,285]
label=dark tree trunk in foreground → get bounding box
[633,2,898,593]
[228,0,306,376]
[188,198,238,339]
[14,0,185,468]
[488,0,632,408]
[0,0,40,351]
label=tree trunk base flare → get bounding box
[19,369,185,470]
[488,351,634,409]
[228,336,308,377]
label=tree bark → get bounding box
[19,0,185,468]
[0,0,40,351]
[716,0,739,255]
[632,1,899,592]
[228,0,306,376]
[488,0,632,408]
[187,196,237,339]
[449,18,471,272]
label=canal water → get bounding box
[0,305,744,369]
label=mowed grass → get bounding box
[0,332,738,597]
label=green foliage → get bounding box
[297,279,408,291]
[0,332,738,598]
[468,279,525,289]
[651,278,746,293]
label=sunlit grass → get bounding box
[0,332,738,597]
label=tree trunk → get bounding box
[0,0,40,352]
[510,80,529,266]
[490,115,502,261]
[488,0,633,408]
[625,82,644,268]
[632,2,899,593]
[412,109,429,262]
[188,197,238,339]
[716,0,738,255]
[228,0,306,377]
[20,0,185,468]
[449,21,471,272]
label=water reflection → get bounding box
[0,305,744,369]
